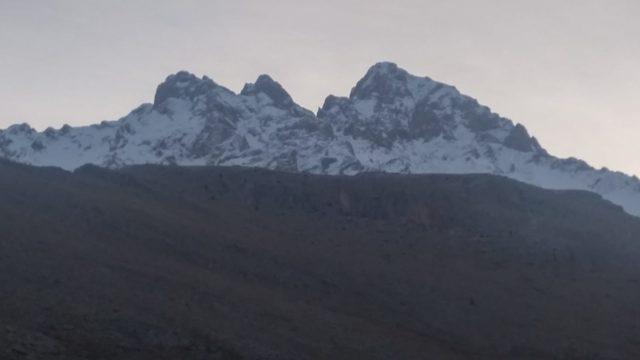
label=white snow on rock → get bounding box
[2,62,639,216]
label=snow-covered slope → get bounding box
[2,62,639,216]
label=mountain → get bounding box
[2,159,640,359]
[1,62,639,216]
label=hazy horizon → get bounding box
[1,0,638,176]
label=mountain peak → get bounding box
[1,63,639,216]
[349,62,413,101]
[240,74,294,108]
[153,71,218,106]
[5,123,35,135]
[368,61,402,74]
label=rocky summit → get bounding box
[1,62,639,216]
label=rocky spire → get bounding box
[153,71,219,106]
[240,75,294,109]
[349,62,413,102]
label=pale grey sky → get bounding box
[1,0,638,175]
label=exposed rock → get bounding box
[0,62,639,216]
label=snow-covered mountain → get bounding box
[2,62,639,216]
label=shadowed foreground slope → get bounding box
[1,160,640,359]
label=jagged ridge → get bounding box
[1,62,639,216]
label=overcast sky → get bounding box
[1,0,638,175]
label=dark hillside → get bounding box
[1,160,640,359]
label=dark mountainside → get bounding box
[1,159,640,359]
